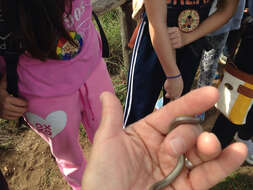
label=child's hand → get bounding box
[0,75,28,120]
[164,76,183,99]
[168,27,189,49]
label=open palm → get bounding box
[82,87,247,190]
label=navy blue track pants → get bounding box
[123,16,203,127]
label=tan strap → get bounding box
[238,85,253,98]
[225,64,253,84]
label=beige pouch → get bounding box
[215,64,253,125]
[132,0,144,20]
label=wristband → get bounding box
[166,73,181,79]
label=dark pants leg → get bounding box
[212,114,240,149]
[225,29,241,58]
[212,107,253,149]
[238,107,253,140]
[124,15,204,126]
[234,22,253,73]
[123,18,166,126]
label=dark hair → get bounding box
[2,0,76,60]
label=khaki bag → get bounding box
[215,16,253,125]
[215,63,253,125]
[132,0,144,20]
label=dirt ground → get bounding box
[0,107,252,190]
[0,121,91,190]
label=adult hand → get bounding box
[164,76,183,99]
[0,75,28,120]
[82,87,247,190]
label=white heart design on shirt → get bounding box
[25,111,67,138]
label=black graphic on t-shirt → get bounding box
[166,0,213,28]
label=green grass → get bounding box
[79,124,87,138]
[211,172,253,190]
[96,9,127,105]
[99,10,122,56]
[96,9,124,76]
[112,76,127,106]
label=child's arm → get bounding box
[172,0,240,48]
[144,0,178,76]
[0,74,28,120]
[144,0,183,99]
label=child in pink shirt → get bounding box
[1,0,114,189]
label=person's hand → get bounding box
[0,75,28,120]
[168,27,190,49]
[82,87,247,190]
[164,76,183,99]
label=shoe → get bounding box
[235,134,253,165]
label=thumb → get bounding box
[94,92,123,143]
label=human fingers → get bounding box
[1,97,27,115]
[165,91,181,100]
[168,27,179,34]
[168,27,181,44]
[145,87,219,135]
[185,132,222,166]
[164,86,173,99]
[0,104,25,120]
[164,80,182,99]
[164,85,182,99]
[159,123,202,160]
[1,113,21,120]
[94,92,123,143]
[168,37,180,49]
[9,96,28,107]
[169,33,182,49]
[169,31,180,41]
[164,90,179,100]
[3,108,25,117]
[83,92,126,190]
[189,142,247,190]
[148,124,202,190]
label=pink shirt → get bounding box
[17,0,103,97]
